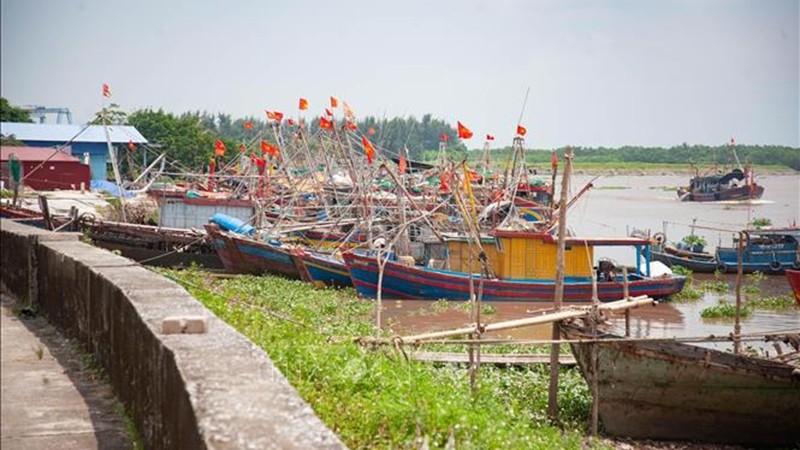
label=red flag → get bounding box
[214,139,226,157]
[319,117,334,131]
[330,96,338,108]
[243,121,253,130]
[361,136,376,164]
[551,151,558,169]
[457,121,473,139]
[287,118,295,126]
[239,144,247,153]
[299,98,309,110]
[260,140,280,157]
[343,101,355,119]
[486,134,495,141]
[516,125,527,136]
[399,154,407,174]
[325,108,333,117]
[345,120,358,131]
[250,153,266,173]
[367,126,376,136]
[441,133,449,142]
[102,83,111,98]
[127,140,136,152]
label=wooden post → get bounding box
[548,147,572,423]
[733,231,745,354]
[590,269,600,436]
[38,195,54,231]
[623,266,631,337]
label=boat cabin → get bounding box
[444,230,653,280]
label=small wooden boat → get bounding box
[787,269,800,306]
[204,223,301,279]
[563,323,800,446]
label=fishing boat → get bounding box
[343,231,686,302]
[204,222,301,279]
[677,167,764,202]
[787,269,800,306]
[563,323,800,446]
[652,228,800,274]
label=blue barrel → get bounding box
[210,213,255,235]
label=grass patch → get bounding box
[160,267,593,449]
[747,295,797,311]
[700,302,751,319]
[699,280,729,293]
[672,285,703,303]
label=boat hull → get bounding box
[679,183,764,202]
[294,250,352,288]
[343,252,686,302]
[564,324,800,446]
[205,226,300,278]
[787,269,800,306]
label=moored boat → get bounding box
[652,228,800,274]
[787,269,800,306]
[204,223,301,279]
[563,322,800,446]
[344,231,686,302]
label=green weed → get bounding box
[162,267,593,449]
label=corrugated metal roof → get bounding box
[1,146,83,162]
[0,122,148,144]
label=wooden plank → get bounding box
[410,351,576,366]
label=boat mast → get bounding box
[101,106,127,221]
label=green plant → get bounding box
[670,265,693,276]
[750,217,772,229]
[161,268,593,449]
[700,280,729,293]
[681,234,707,248]
[671,285,703,302]
[747,295,797,310]
[701,301,751,319]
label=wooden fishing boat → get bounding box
[787,269,800,306]
[204,223,301,278]
[563,323,800,446]
[292,249,352,288]
[652,228,800,274]
[344,231,686,302]
[677,168,764,202]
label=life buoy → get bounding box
[768,260,782,272]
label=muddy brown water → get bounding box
[380,174,800,351]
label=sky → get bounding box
[1,0,798,148]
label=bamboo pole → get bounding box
[623,266,631,337]
[590,269,600,436]
[734,230,745,354]
[548,147,572,423]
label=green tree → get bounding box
[89,103,129,125]
[0,97,33,122]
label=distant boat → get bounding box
[787,269,800,306]
[677,167,764,202]
[563,322,800,447]
[652,228,800,274]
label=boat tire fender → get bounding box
[652,232,666,246]
[716,263,727,273]
[769,260,782,272]
[793,260,800,270]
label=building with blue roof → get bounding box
[0,122,148,181]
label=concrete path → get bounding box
[1,295,132,450]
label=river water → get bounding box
[382,174,800,351]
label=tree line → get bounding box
[1,98,797,171]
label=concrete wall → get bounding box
[159,201,254,229]
[0,219,345,449]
